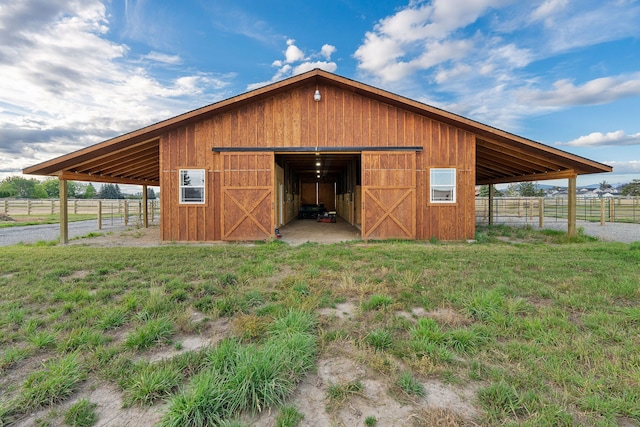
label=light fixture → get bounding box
[315,161,321,166]
[316,170,320,173]
[317,174,320,178]
[314,89,321,102]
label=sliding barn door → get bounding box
[362,151,416,240]
[221,152,274,241]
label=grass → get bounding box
[0,226,639,425]
[64,398,98,426]
[0,214,97,228]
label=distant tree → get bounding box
[0,176,47,198]
[478,185,501,197]
[99,183,124,199]
[147,188,156,200]
[42,178,59,198]
[517,182,544,197]
[620,179,640,197]
[84,183,97,199]
[599,180,612,190]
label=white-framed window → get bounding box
[430,168,456,203]
[179,169,205,204]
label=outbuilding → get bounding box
[24,69,612,242]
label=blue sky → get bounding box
[1,0,640,187]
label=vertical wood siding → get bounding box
[161,82,476,241]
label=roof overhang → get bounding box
[23,69,611,185]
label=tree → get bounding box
[99,183,124,199]
[599,180,612,190]
[147,188,156,199]
[84,183,97,199]
[42,178,59,198]
[517,182,544,197]
[478,185,501,197]
[0,176,47,198]
[620,179,640,197]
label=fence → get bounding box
[1,199,160,228]
[476,197,640,226]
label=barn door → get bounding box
[221,152,274,241]
[362,151,416,240]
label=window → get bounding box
[179,169,205,204]
[430,168,456,203]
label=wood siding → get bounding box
[161,81,476,241]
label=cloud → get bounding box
[557,131,640,147]
[247,40,337,91]
[604,160,640,174]
[0,0,233,178]
[141,51,182,64]
[518,74,640,107]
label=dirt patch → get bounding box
[60,270,90,282]
[317,302,357,320]
[0,213,15,222]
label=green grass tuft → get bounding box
[64,398,98,426]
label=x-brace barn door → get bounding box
[362,151,416,240]
[221,152,274,241]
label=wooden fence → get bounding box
[1,199,160,228]
[476,197,640,226]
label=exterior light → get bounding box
[315,161,321,166]
[316,170,320,173]
[314,89,321,102]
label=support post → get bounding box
[59,179,69,244]
[568,176,577,238]
[600,198,605,226]
[142,185,149,228]
[488,185,494,225]
[97,200,102,230]
[124,200,128,225]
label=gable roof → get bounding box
[23,69,611,185]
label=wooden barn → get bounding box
[24,69,611,243]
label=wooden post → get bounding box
[568,176,577,238]
[59,179,69,244]
[538,197,544,228]
[124,200,128,225]
[97,200,102,230]
[488,185,494,225]
[600,198,605,226]
[3,200,7,214]
[609,198,615,222]
[27,200,32,215]
[142,185,149,228]
[50,200,55,215]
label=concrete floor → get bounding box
[277,217,361,245]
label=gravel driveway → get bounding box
[0,220,135,246]
[1,218,639,246]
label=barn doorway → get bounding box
[274,152,361,241]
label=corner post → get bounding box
[568,175,577,238]
[59,179,69,244]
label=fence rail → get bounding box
[476,197,640,226]
[1,199,160,228]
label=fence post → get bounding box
[97,201,102,230]
[124,200,128,225]
[600,198,605,226]
[27,200,31,215]
[609,199,615,223]
[539,198,544,228]
[3,200,7,214]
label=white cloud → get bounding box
[285,39,305,63]
[518,74,640,107]
[0,0,232,177]
[531,0,568,23]
[247,40,337,91]
[604,160,640,174]
[557,131,640,147]
[142,51,182,64]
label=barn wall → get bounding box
[160,81,476,241]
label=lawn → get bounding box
[0,226,639,426]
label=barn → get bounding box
[24,69,611,243]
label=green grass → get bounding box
[0,229,639,425]
[0,214,98,228]
[64,398,98,426]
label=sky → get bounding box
[1,0,640,189]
